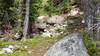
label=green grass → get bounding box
[82,32,100,56]
[0,38,41,56]
[0,35,62,56]
[33,34,66,39]
[2,32,99,56]
[0,51,29,56]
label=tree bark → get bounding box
[81,0,100,40]
[22,0,30,40]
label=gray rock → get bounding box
[35,23,47,29]
[8,45,14,49]
[14,33,21,39]
[42,32,52,37]
[69,8,79,16]
[9,44,20,49]
[34,16,49,30]
[37,16,49,23]
[44,33,89,56]
[0,48,13,54]
[47,16,65,24]
[0,50,5,54]
[68,20,74,24]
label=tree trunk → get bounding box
[81,0,100,40]
[22,0,30,40]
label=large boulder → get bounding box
[36,16,49,29]
[37,15,65,24]
[37,16,49,23]
[44,33,89,56]
[47,16,65,24]
[35,23,47,29]
[36,15,65,29]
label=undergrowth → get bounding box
[82,32,100,56]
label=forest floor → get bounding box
[0,15,86,56]
[0,15,99,56]
[0,8,99,56]
[0,35,62,56]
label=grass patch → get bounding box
[82,32,100,56]
[0,51,31,56]
[0,34,63,56]
[33,34,66,39]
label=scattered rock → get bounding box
[69,8,80,16]
[0,44,20,54]
[37,16,49,23]
[13,44,20,48]
[68,20,75,24]
[70,0,76,4]
[42,32,52,37]
[51,33,61,36]
[28,50,33,54]
[33,15,67,37]
[24,46,28,48]
[36,16,49,30]
[82,19,85,23]
[0,48,13,54]
[0,50,5,54]
[14,33,20,39]
[8,45,14,49]
[47,16,65,24]
[35,23,47,29]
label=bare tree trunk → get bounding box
[81,0,100,40]
[22,0,30,40]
